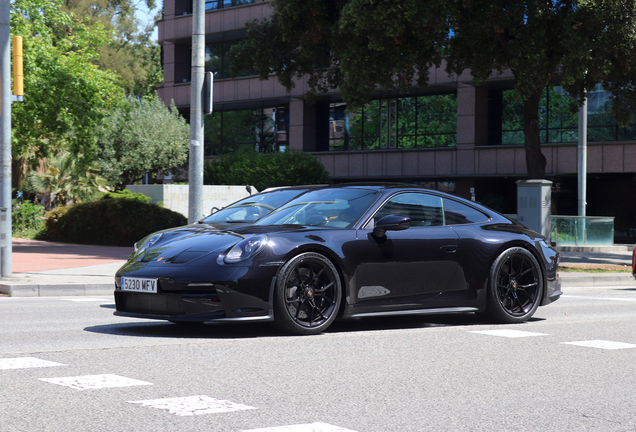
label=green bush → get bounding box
[102,189,151,203]
[37,198,187,246]
[204,150,331,191]
[12,200,45,238]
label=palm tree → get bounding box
[24,152,111,210]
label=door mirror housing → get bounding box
[372,215,411,238]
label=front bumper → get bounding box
[114,262,280,322]
[542,274,562,306]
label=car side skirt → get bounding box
[349,306,479,319]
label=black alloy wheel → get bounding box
[274,252,342,335]
[485,247,543,323]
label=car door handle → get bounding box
[440,245,457,253]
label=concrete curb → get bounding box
[0,262,122,297]
[556,245,630,253]
[0,283,113,297]
[1,264,633,297]
[559,272,636,287]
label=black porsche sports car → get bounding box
[114,184,561,335]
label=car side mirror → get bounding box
[372,215,411,238]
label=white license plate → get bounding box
[122,277,158,293]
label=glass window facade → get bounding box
[326,95,457,151]
[205,41,252,79]
[205,0,254,10]
[204,106,289,155]
[491,85,636,145]
[177,0,255,15]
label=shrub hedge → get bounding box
[37,198,187,246]
[204,150,331,191]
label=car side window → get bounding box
[373,193,444,227]
[443,198,490,225]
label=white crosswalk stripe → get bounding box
[129,395,255,416]
[562,340,636,350]
[469,329,549,338]
[62,298,111,302]
[40,374,152,390]
[0,357,65,370]
[241,423,358,432]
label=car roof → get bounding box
[260,184,328,193]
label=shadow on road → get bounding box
[85,312,544,339]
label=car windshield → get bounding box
[255,188,380,228]
[200,188,308,224]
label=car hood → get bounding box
[125,224,314,267]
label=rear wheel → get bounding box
[273,253,341,335]
[485,247,543,323]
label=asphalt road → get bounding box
[2,282,636,432]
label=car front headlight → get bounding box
[224,234,268,263]
[134,233,164,254]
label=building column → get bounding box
[455,84,488,197]
[456,84,488,173]
[289,99,317,152]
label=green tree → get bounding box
[96,95,190,190]
[62,0,162,96]
[231,0,448,108]
[446,0,636,178]
[11,0,124,186]
[232,0,636,179]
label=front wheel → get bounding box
[485,247,543,323]
[273,253,342,335]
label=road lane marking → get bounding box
[562,295,636,302]
[40,374,152,390]
[562,340,636,350]
[469,329,549,338]
[63,298,111,302]
[0,357,65,370]
[242,423,358,432]
[129,395,255,416]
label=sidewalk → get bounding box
[558,248,635,287]
[0,239,132,297]
[0,239,634,297]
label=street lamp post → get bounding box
[578,97,587,217]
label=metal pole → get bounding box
[188,0,205,223]
[0,0,11,277]
[577,97,587,217]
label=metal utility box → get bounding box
[516,180,552,238]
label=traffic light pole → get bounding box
[0,1,11,277]
[188,0,205,224]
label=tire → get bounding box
[485,247,543,324]
[273,252,342,335]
